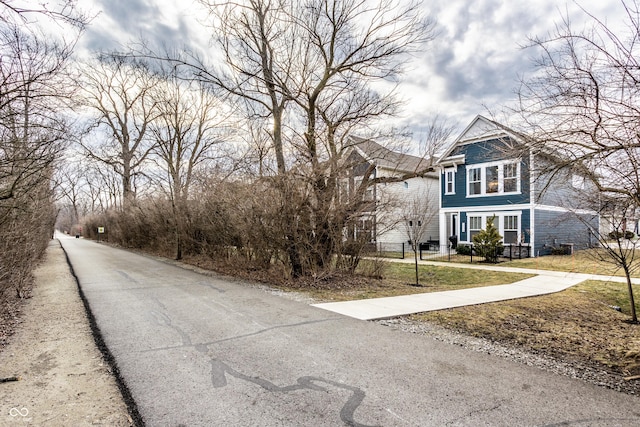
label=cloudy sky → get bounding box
[76,0,628,134]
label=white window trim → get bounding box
[444,168,456,195]
[464,211,522,245]
[503,214,519,244]
[466,159,521,197]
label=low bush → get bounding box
[551,246,572,256]
[608,230,636,240]
[456,244,472,256]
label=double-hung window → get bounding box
[503,215,518,244]
[466,212,521,245]
[466,160,520,197]
[468,216,483,240]
[486,165,499,194]
[503,163,518,193]
[445,169,455,194]
[468,168,482,195]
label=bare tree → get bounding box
[599,198,639,322]
[54,160,86,233]
[0,26,75,215]
[515,0,640,322]
[80,55,161,208]
[149,68,230,259]
[0,1,86,299]
[572,191,640,322]
[125,0,434,276]
[187,0,298,175]
[0,0,89,29]
[205,0,434,276]
[402,189,439,286]
[517,1,640,204]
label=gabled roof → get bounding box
[437,115,527,165]
[349,135,434,175]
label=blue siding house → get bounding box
[437,115,598,256]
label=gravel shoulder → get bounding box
[0,240,132,426]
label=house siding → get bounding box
[533,209,598,255]
[376,175,440,249]
[438,115,602,257]
[442,138,530,209]
[535,168,591,210]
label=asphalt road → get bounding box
[59,235,640,426]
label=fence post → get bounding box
[402,242,405,259]
[470,243,473,263]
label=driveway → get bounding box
[59,235,640,426]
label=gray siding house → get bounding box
[437,115,598,256]
[345,136,439,251]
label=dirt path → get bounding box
[0,240,132,426]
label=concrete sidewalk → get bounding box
[312,259,640,320]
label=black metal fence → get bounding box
[418,243,532,263]
[364,241,532,263]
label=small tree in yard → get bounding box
[403,189,438,286]
[405,215,428,287]
[472,215,503,263]
[582,195,640,323]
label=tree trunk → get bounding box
[624,266,638,323]
[176,234,183,260]
[414,245,419,286]
[287,235,303,278]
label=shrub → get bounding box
[608,230,637,240]
[609,230,623,239]
[456,244,472,256]
[551,246,571,255]
[472,215,504,263]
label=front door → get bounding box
[451,214,458,238]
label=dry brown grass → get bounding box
[412,280,640,378]
[502,248,640,277]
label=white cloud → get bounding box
[75,0,630,135]
[396,0,629,133]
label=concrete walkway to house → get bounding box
[312,259,640,320]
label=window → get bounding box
[465,212,521,244]
[356,218,374,242]
[445,169,455,194]
[469,216,482,240]
[486,165,499,193]
[466,160,520,197]
[504,163,518,192]
[468,168,481,195]
[503,215,518,244]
